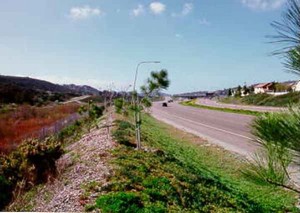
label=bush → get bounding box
[0,137,63,209]
[112,120,135,147]
[96,192,144,213]
[78,103,104,119]
[58,120,82,142]
[0,175,12,209]
[114,98,124,114]
[90,105,104,119]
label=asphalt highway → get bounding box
[151,101,300,185]
[151,101,260,158]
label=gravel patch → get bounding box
[30,123,116,212]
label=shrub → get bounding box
[0,175,12,209]
[112,120,135,147]
[114,98,124,114]
[89,105,104,119]
[78,103,104,119]
[96,192,143,213]
[0,137,63,209]
[58,120,82,142]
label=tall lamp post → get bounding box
[133,61,160,150]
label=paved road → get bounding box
[196,98,286,112]
[63,95,91,104]
[152,101,260,158]
[151,101,300,186]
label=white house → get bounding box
[254,83,274,94]
[292,80,300,92]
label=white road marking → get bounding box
[155,109,254,141]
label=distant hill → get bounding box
[63,84,99,95]
[0,75,100,105]
[0,75,72,94]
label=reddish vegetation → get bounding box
[0,104,80,153]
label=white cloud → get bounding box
[149,2,166,15]
[175,33,183,38]
[182,3,193,16]
[69,5,102,20]
[131,4,145,17]
[198,18,210,26]
[172,3,193,17]
[241,0,285,10]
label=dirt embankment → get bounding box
[8,120,116,212]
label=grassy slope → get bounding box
[95,114,298,212]
[181,100,263,116]
[221,92,300,107]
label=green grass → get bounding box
[181,100,264,116]
[221,92,300,107]
[95,116,298,212]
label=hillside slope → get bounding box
[0,75,100,105]
[221,92,300,107]
[0,75,72,93]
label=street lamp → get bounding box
[133,61,161,92]
[133,61,161,150]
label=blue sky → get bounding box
[0,0,298,93]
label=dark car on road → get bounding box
[162,102,168,107]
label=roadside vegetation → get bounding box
[0,103,104,210]
[92,114,298,212]
[0,103,80,153]
[115,69,170,150]
[247,106,300,192]
[181,100,263,116]
[241,0,300,193]
[220,92,300,107]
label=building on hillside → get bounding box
[292,80,300,92]
[254,82,274,94]
[214,89,228,97]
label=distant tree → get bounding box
[243,85,250,95]
[235,85,242,97]
[249,86,255,94]
[227,88,232,97]
[270,0,300,75]
[274,82,290,92]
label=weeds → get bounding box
[0,103,80,153]
[221,92,300,107]
[181,100,263,116]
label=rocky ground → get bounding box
[9,120,116,212]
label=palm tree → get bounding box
[270,0,300,75]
